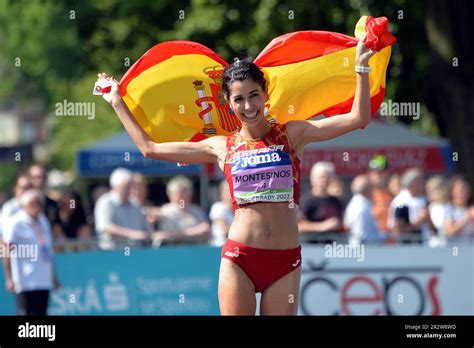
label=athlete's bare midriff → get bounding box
[228,202,300,249]
[214,132,301,250]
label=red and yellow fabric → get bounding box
[119,16,396,143]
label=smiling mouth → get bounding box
[242,110,259,120]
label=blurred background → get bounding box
[0,0,472,315]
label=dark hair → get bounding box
[222,57,266,100]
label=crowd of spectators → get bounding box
[296,156,473,246]
[1,159,473,315]
[1,159,472,253]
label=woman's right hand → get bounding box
[97,73,121,107]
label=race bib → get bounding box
[231,146,294,204]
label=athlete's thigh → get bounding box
[218,258,256,315]
[260,267,301,315]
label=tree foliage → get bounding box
[1,0,470,184]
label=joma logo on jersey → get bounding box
[240,152,282,168]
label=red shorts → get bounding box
[221,239,302,293]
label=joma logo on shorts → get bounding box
[240,152,281,168]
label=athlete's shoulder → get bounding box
[284,120,307,133]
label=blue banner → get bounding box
[77,150,202,177]
[0,246,221,315]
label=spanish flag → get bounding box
[119,16,396,143]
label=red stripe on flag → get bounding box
[119,41,228,94]
[363,16,397,51]
[317,86,386,118]
[254,31,358,67]
[255,17,396,67]
[188,132,208,142]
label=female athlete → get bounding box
[98,39,375,315]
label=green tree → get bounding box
[425,0,474,186]
[2,0,471,186]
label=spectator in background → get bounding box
[344,175,384,245]
[209,180,234,247]
[368,154,393,233]
[388,173,401,197]
[130,173,161,230]
[58,190,93,250]
[298,162,344,243]
[328,175,346,204]
[387,168,437,243]
[154,176,210,246]
[89,185,109,228]
[1,174,33,240]
[444,175,474,243]
[426,175,449,245]
[92,185,109,206]
[94,168,151,250]
[2,189,60,315]
[28,164,63,243]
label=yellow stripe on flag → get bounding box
[262,45,391,122]
[124,54,231,142]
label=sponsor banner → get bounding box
[0,245,471,315]
[301,146,452,176]
[0,246,221,315]
[299,245,473,315]
[77,150,202,177]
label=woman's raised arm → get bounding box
[98,73,225,164]
[286,39,376,150]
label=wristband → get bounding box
[355,66,372,73]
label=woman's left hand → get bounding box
[356,39,376,66]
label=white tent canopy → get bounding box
[305,118,448,149]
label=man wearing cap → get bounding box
[368,154,392,234]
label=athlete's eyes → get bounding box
[233,93,258,102]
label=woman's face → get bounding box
[228,79,268,128]
[426,181,440,202]
[452,181,470,205]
